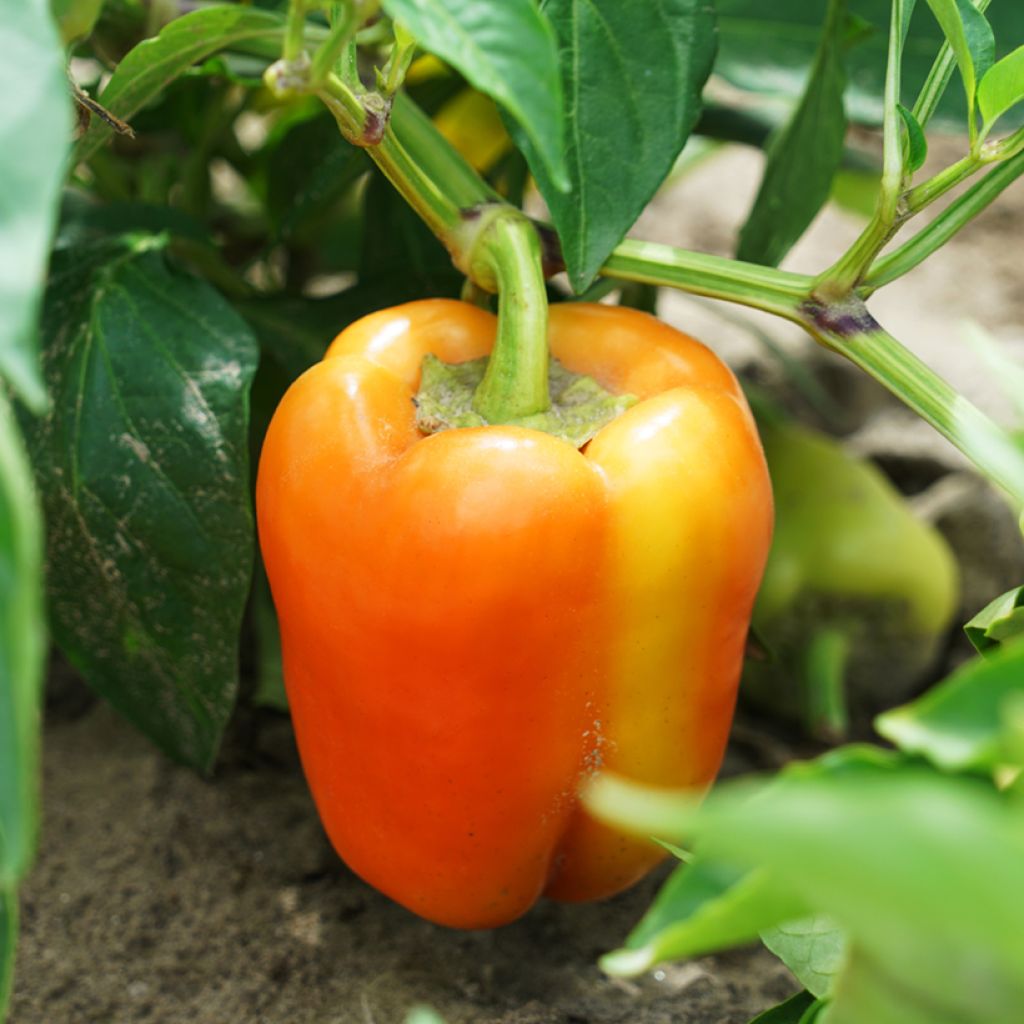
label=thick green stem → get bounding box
[467,211,551,422]
[372,127,463,242]
[390,94,500,209]
[317,72,372,135]
[601,241,811,320]
[316,88,495,261]
[800,297,1024,506]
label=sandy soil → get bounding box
[11,670,796,1024]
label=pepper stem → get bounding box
[460,208,551,423]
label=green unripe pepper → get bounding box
[744,415,960,738]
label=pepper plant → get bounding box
[3,0,1024,1020]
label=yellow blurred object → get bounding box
[406,55,449,84]
[434,90,513,173]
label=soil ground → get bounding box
[11,138,1024,1024]
[11,671,797,1024]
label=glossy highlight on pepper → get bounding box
[256,300,773,928]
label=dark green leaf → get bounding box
[737,0,849,266]
[964,586,1024,654]
[0,395,46,889]
[55,197,213,249]
[22,235,258,772]
[875,638,1024,772]
[360,169,465,299]
[75,5,287,162]
[747,991,820,1024]
[380,0,567,190]
[0,887,15,1019]
[897,103,928,170]
[251,562,287,711]
[923,0,995,113]
[513,0,716,291]
[978,45,1024,130]
[237,296,337,380]
[263,113,369,243]
[1,0,71,411]
[761,915,846,998]
[715,1,1023,129]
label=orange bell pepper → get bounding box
[256,299,772,928]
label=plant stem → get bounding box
[865,150,1024,289]
[803,629,849,740]
[990,125,1024,161]
[815,0,907,297]
[390,95,500,209]
[309,1,375,85]
[317,72,371,133]
[602,241,811,320]
[283,0,307,61]
[799,296,1024,506]
[468,211,551,421]
[903,152,980,213]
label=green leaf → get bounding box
[689,756,1024,1024]
[761,916,847,998]
[0,887,15,1019]
[251,561,287,711]
[747,991,820,1024]
[897,103,928,170]
[601,859,807,977]
[964,586,1024,654]
[978,45,1024,131]
[0,394,46,891]
[875,638,1024,772]
[21,235,258,772]
[75,5,288,162]
[715,1,1022,130]
[263,112,369,243]
[360,169,464,298]
[0,0,71,411]
[737,0,849,267]
[922,0,995,114]
[512,0,716,291]
[380,0,567,191]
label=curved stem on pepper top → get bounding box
[461,207,551,423]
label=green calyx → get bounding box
[415,353,636,448]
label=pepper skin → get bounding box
[256,300,773,928]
